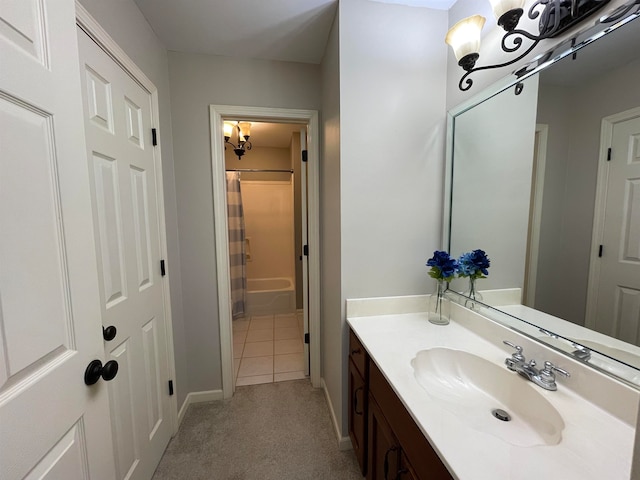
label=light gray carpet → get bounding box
[152,379,363,480]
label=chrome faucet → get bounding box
[572,347,591,361]
[539,328,592,362]
[503,340,570,391]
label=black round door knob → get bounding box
[102,325,117,341]
[84,359,119,385]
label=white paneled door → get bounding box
[595,112,640,344]
[77,29,173,480]
[0,1,116,479]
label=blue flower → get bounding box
[426,250,458,281]
[458,249,490,279]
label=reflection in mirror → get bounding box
[447,12,640,387]
[446,291,640,387]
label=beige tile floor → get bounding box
[232,312,306,386]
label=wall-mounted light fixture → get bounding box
[447,0,613,91]
[224,121,252,160]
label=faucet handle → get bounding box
[542,361,570,378]
[503,340,525,362]
[538,361,570,390]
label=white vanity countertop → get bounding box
[346,300,637,480]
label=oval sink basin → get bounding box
[411,348,564,447]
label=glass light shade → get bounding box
[488,0,525,20]
[238,122,251,141]
[445,15,486,62]
[223,122,234,138]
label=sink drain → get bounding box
[492,408,511,422]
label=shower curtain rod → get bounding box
[225,168,294,173]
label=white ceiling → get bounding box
[131,0,457,144]
[369,0,456,8]
[133,0,456,64]
[133,0,338,64]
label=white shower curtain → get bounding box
[226,172,246,319]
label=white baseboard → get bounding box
[177,389,224,426]
[338,432,353,450]
[321,378,352,451]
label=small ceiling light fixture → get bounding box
[224,121,252,160]
[447,0,613,91]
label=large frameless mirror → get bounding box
[445,6,640,387]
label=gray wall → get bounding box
[78,0,188,409]
[168,52,321,395]
[449,76,539,292]
[333,0,449,435]
[319,9,342,440]
[534,84,572,319]
[225,145,291,174]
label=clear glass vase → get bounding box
[428,279,450,325]
[462,277,483,310]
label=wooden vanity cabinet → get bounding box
[368,359,452,480]
[348,328,452,480]
[398,451,419,480]
[366,401,419,480]
[349,331,369,475]
[367,394,400,480]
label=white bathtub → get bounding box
[246,277,296,316]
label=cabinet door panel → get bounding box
[367,395,400,480]
[349,358,367,475]
[398,451,419,480]
[350,330,368,378]
[370,361,452,480]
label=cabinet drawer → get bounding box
[369,361,452,480]
[349,330,367,378]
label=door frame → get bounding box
[585,106,640,329]
[299,130,310,375]
[209,105,321,398]
[523,124,548,306]
[75,2,178,433]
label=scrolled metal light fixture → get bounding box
[447,0,614,91]
[224,121,252,160]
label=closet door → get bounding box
[593,113,640,341]
[77,27,174,480]
[0,1,115,478]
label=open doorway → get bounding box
[209,106,320,399]
[224,121,308,386]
